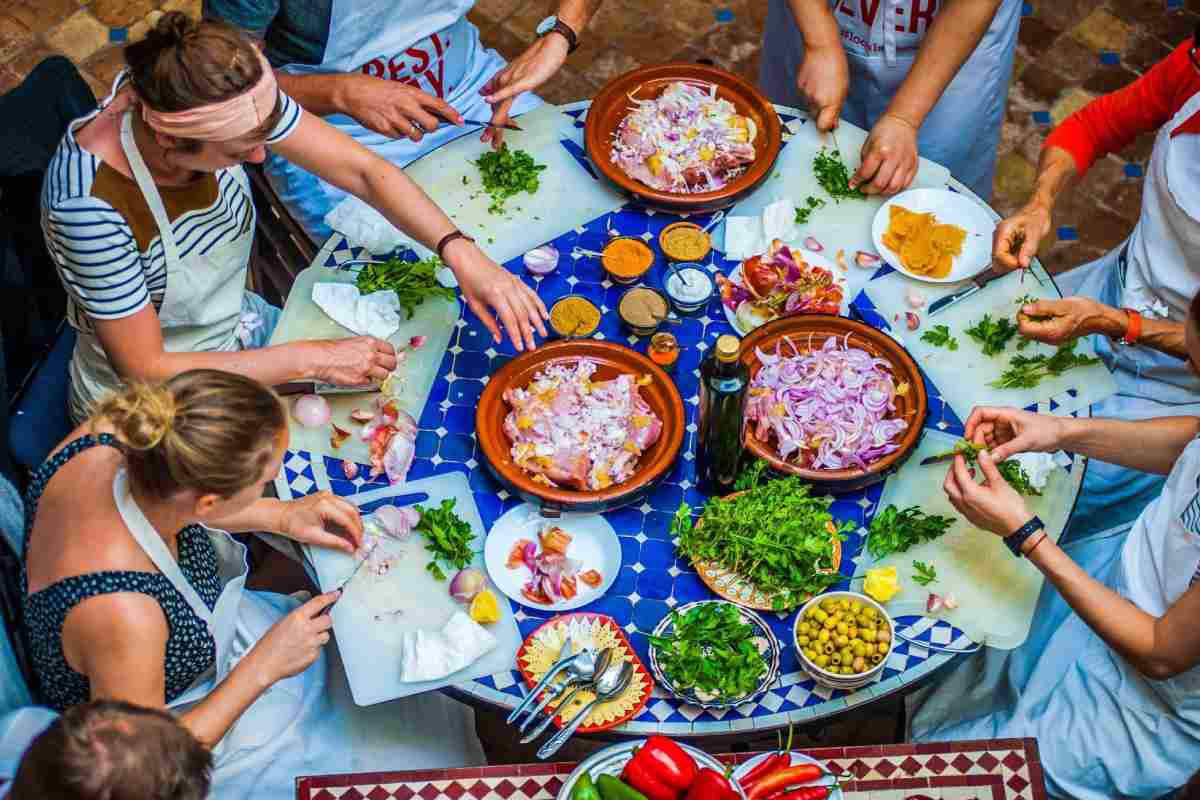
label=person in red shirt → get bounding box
[990,28,1200,544]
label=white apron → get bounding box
[759,0,1021,200]
[1054,90,1200,542]
[909,438,1200,799]
[262,0,540,240]
[68,110,253,422]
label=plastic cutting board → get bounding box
[305,473,522,704]
[856,430,1076,649]
[864,267,1117,420]
[267,264,458,467]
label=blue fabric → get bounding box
[0,475,31,718]
[21,435,220,712]
[240,291,282,349]
[204,0,333,67]
[8,326,74,474]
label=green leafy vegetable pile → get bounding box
[672,466,851,610]
[912,560,938,586]
[921,324,959,351]
[473,144,546,214]
[415,498,475,581]
[355,256,456,319]
[965,313,1020,356]
[867,504,956,560]
[813,148,866,201]
[793,195,827,224]
[990,340,1101,390]
[647,602,767,701]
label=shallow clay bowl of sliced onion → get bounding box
[476,340,685,514]
[584,63,782,213]
[738,314,927,493]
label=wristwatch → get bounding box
[536,15,579,53]
[1004,515,1045,558]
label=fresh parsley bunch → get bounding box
[355,255,456,319]
[990,340,1100,390]
[965,313,1019,356]
[647,602,767,701]
[415,498,475,581]
[867,505,955,560]
[921,324,959,351]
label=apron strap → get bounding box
[119,110,184,266]
[112,469,216,630]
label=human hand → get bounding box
[278,491,363,554]
[943,450,1033,536]
[445,238,548,351]
[244,592,338,686]
[480,35,569,148]
[963,406,1064,462]
[1016,297,1125,345]
[343,75,464,142]
[795,45,848,132]
[992,202,1051,272]
[850,113,919,195]
[313,336,397,387]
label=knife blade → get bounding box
[919,451,959,467]
[461,118,523,132]
[333,540,378,596]
[926,266,1003,317]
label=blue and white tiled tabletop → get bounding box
[273,101,1086,736]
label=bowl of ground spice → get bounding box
[659,221,712,262]
[549,295,602,338]
[602,237,656,284]
[618,287,670,337]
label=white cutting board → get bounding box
[306,473,522,704]
[857,430,1073,649]
[723,115,952,297]
[398,105,626,265]
[864,267,1117,419]
[268,264,458,466]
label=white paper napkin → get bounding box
[325,195,415,256]
[722,199,797,260]
[311,283,402,340]
[1011,450,1073,492]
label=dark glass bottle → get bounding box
[696,334,749,496]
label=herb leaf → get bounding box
[934,438,1041,496]
[793,195,827,224]
[867,505,956,560]
[414,498,475,580]
[912,560,938,586]
[647,602,767,700]
[355,256,456,319]
[990,340,1100,389]
[733,459,769,492]
[813,149,866,201]
[473,144,546,214]
[965,313,1019,356]
[920,324,959,351]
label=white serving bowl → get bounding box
[793,591,893,691]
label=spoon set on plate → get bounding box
[506,636,636,758]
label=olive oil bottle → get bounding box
[697,334,749,495]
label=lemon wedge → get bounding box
[863,566,901,604]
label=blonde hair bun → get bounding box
[96,383,177,451]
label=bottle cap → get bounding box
[715,335,740,361]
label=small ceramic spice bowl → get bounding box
[663,263,715,314]
[601,236,656,284]
[548,294,602,338]
[659,221,712,263]
[618,286,670,337]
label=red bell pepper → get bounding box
[622,735,698,800]
[683,768,739,800]
[745,765,823,800]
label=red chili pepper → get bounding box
[624,736,698,795]
[683,768,740,800]
[737,754,789,793]
[621,757,680,800]
[771,787,831,800]
[745,765,824,800]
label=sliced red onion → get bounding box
[373,504,419,540]
[293,394,331,427]
[803,236,824,252]
[409,335,427,349]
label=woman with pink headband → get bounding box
[43,12,548,424]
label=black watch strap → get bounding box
[545,20,579,53]
[1004,516,1044,558]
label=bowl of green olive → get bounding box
[793,591,893,690]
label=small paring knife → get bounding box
[461,118,523,132]
[919,451,959,467]
[926,265,1003,317]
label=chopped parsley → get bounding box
[415,498,475,581]
[794,195,827,224]
[813,148,866,201]
[965,313,1020,357]
[473,144,546,214]
[921,324,959,351]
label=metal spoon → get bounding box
[507,635,574,725]
[520,648,613,741]
[517,647,607,733]
[570,246,605,259]
[699,210,725,235]
[536,661,635,759]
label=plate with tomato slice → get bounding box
[484,503,621,611]
[716,242,849,335]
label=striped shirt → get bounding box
[41,91,302,332]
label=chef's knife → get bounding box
[926,265,1003,317]
[919,451,959,467]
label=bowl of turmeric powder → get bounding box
[549,295,602,338]
[601,237,656,284]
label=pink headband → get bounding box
[141,49,279,142]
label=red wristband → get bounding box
[1121,307,1142,346]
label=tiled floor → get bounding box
[2,0,1196,268]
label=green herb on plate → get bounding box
[912,560,938,586]
[867,505,956,560]
[990,340,1101,390]
[733,458,770,492]
[647,601,768,701]
[965,313,1019,356]
[813,148,866,201]
[415,498,475,581]
[354,256,456,319]
[920,324,959,351]
[793,195,827,224]
[672,476,851,610]
[473,144,547,214]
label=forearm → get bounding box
[1018,145,1077,218]
[1084,305,1188,359]
[886,0,1001,127]
[554,0,603,31]
[179,656,271,749]
[785,0,842,50]
[208,497,289,536]
[275,72,355,117]
[1058,415,1200,474]
[112,340,326,388]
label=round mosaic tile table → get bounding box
[273,100,1091,737]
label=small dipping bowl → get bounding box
[549,294,602,338]
[602,236,656,284]
[618,286,670,337]
[663,263,715,315]
[659,221,712,263]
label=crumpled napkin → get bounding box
[722,199,798,260]
[325,195,416,256]
[312,283,402,340]
[1010,450,1072,492]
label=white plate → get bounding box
[871,187,995,284]
[483,503,621,611]
[733,751,844,800]
[720,248,849,334]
